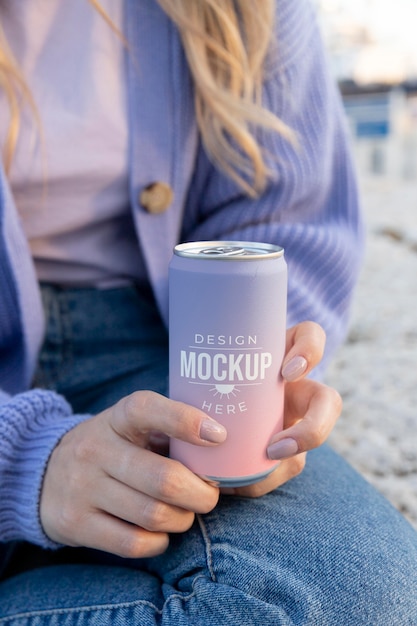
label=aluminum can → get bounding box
[169,241,287,487]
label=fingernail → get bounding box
[281,356,308,382]
[200,419,227,443]
[267,438,298,460]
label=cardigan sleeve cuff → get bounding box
[0,389,11,405]
[0,389,90,549]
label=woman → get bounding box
[0,0,416,624]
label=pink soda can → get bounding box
[169,241,287,487]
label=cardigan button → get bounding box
[139,182,173,214]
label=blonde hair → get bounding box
[0,0,293,196]
[0,27,39,174]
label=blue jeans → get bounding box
[0,285,416,625]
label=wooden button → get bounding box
[139,182,173,214]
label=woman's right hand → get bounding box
[40,391,226,558]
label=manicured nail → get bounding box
[267,438,298,460]
[281,356,308,382]
[200,419,227,443]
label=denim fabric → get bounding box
[0,286,416,625]
[32,284,169,413]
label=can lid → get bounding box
[173,241,284,260]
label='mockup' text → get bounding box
[180,350,272,382]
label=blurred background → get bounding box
[313,0,417,529]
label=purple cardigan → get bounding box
[0,0,363,547]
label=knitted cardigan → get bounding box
[0,0,363,547]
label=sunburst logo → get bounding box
[209,384,241,399]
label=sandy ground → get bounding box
[325,175,417,530]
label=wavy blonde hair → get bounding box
[0,0,292,196]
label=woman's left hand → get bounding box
[221,321,342,497]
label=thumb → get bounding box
[108,390,228,447]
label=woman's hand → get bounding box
[40,392,226,558]
[221,321,342,497]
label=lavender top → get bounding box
[0,0,146,289]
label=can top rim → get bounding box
[173,241,284,260]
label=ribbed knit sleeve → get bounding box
[0,389,89,548]
[182,0,364,377]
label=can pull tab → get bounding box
[200,246,245,256]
